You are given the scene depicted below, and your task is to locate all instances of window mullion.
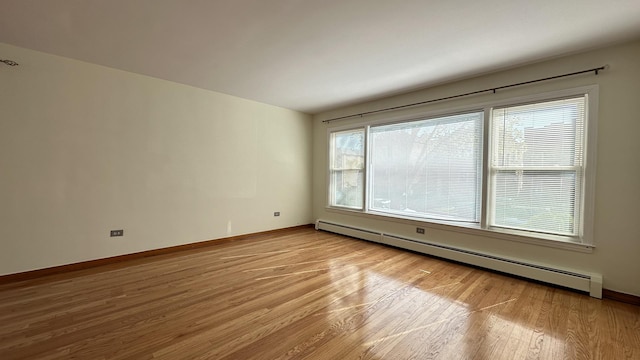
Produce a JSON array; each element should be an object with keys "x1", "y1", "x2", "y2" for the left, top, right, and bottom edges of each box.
[
  {"x1": 364, "y1": 125, "x2": 371, "y2": 212},
  {"x1": 481, "y1": 107, "x2": 491, "y2": 230}
]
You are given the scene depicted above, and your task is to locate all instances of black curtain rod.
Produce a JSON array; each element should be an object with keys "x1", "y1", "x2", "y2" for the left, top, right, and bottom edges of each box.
[{"x1": 322, "y1": 65, "x2": 607, "y2": 123}]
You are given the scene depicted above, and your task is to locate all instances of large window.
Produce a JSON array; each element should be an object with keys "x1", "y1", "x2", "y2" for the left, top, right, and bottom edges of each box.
[
  {"x1": 328, "y1": 88, "x2": 596, "y2": 246},
  {"x1": 369, "y1": 112, "x2": 483, "y2": 222}
]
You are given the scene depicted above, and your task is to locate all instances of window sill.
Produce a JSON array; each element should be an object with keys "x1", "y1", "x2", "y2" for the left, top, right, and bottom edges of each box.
[{"x1": 325, "y1": 206, "x2": 594, "y2": 253}]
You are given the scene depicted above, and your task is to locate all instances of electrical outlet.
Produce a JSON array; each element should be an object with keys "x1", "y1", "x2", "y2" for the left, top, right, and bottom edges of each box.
[
  {"x1": 274, "y1": 212, "x2": 280, "y2": 217},
  {"x1": 110, "y1": 229, "x2": 124, "y2": 237},
  {"x1": 416, "y1": 227, "x2": 425, "y2": 234}
]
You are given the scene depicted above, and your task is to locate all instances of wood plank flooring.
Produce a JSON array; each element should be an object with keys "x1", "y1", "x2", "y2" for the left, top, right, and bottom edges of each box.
[{"x1": 0, "y1": 228, "x2": 638, "y2": 359}]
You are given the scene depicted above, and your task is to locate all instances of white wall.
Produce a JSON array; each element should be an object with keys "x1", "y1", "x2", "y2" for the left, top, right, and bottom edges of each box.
[
  {"x1": 313, "y1": 40, "x2": 640, "y2": 296},
  {"x1": 0, "y1": 43, "x2": 313, "y2": 276}
]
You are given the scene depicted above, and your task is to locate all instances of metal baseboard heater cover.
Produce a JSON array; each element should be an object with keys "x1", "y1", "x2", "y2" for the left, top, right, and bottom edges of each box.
[{"x1": 315, "y1": 220, "x2": 602, "y2": 298}]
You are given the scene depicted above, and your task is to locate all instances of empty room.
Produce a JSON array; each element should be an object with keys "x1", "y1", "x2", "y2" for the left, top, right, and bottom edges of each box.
[{"x1": 1, "y1": 1, "x2": 639, "y2": 359}]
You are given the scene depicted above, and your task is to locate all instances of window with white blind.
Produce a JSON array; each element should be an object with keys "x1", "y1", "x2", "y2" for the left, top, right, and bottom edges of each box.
[
  {"x1": 329, "y1": 128, "x2": 365, "y2": 209},
  {"x1": 489, "y1": 96, "x2": 586, "y2": 237},
  {"x1": 369, "y1": 112, "x2": 483, "y2": 222},
  {"x1": 327, "y1": 87, "x2": 596, "y2": 247}
]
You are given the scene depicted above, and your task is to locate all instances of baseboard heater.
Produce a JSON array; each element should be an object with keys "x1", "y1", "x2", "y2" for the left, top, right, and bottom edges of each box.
[{"x1": 315, "y1": 220, "x2": 602, "y2": 298}]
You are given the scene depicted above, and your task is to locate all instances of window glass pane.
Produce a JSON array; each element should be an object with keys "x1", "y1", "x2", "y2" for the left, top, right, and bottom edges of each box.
[
  {"x1": 492, "y1": 97, "x2": 585, "y2": 167},
  {"x1": 329, "y1": 129, "x2": 364, "y2": 209},
  {"x1": 369, "y1": 112, "x2": 483, "y2": 222},
  {"x1": 493, "y1": 170, "x2": 576, "y2": 235}
]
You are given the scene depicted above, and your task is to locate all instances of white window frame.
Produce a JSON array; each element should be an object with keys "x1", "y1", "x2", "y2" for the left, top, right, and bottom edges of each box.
[{"x1": 326, "y1": 85, "x2": 598, "y2": 252}]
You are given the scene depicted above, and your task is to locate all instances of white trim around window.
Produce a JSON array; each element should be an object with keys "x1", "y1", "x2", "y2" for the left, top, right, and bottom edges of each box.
[{"x1": 326, "y1": 85, "x2": 598, "y2": 252}]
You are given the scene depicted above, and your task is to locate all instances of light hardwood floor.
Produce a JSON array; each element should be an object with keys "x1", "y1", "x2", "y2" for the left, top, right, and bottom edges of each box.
[{"x1": 1, "y1": 227, "x2": 638, "y2": 359}]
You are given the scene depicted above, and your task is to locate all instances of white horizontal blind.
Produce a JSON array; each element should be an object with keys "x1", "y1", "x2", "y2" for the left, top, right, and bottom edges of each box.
[
  {"x1": 329, "y1": 129, "x2": 365, "y2": 209},
  {"x1": 490, "y1": 96, "x2": 586, "y2": 236},
  {"x1": 369, "y1": 112, "x2": 483, "y2": 222}
]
